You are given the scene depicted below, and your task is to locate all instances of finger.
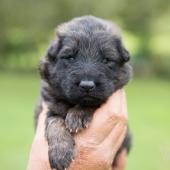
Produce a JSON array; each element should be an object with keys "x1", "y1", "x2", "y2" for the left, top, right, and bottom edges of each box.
[
  {"x1": 35, "y1": 101, "x2": 48, "y2": 139},
  {"x1": 27, "y1": 138, "x2": 51, "y2": 170},
  {"x1": 112, "y1": 149, "x2": 127, "y2": 170},
  {"x1": 83, "y1": 90, "x2": 127, "y2": 143},
  {"x1": 101, "y1": 122, "x2": 127, "y2": 159},
  {"x1": 120, "y1": 90, "x2": 128, "y2": 118},
  {"x1": 96, "y1": 89, "x2": 123, "y2": 116},
  {"x1": 116, "y1": 149, "x2": 127, "y2": 170}
]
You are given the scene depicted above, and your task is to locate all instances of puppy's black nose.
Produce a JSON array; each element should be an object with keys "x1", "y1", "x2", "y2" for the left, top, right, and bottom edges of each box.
[{"x1": 79, "y1": 80, "x2": 95, "y2": 91}]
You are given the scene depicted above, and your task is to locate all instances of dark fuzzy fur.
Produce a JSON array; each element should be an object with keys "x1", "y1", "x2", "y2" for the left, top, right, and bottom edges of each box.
[{"x1": 36, "y1": 16, "x2": 132, "y2": 170}]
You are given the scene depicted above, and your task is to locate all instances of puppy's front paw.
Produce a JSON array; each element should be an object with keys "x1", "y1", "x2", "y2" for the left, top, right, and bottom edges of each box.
[
  {"x1": 65, "y1": 109, "x2": 84, "y2": 133},
  {"x1": 65, "y1": 105, "x2": 94, "y2": 133},
  {"x1": 48, "y1": 140, "x2": 75, "y2": 170}
]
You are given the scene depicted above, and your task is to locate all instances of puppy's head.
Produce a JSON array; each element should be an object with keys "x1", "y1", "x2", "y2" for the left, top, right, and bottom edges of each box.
[{"x1": 40, "y1": 16, "x2": 132, "y2": 106}]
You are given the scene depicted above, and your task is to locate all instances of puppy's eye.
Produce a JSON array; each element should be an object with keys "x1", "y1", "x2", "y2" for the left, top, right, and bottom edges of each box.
[
  {"x1": 67, "y1": 55, "x2": 75, "y2": 61},
  {"x1": 103, "y1": 58, "x2": 117, "y2": 69},
  {"x1": 103, "y1": 58, "x2": 109, "y2": 64},
  {"x1": 61, "y1": 55, "x2": 75, "y2": 61},
  {"x1": 103, "y1": 58, "x2": 114, "y2": 64}
]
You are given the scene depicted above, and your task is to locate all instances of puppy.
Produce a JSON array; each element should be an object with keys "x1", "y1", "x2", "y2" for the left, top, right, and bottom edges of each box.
[{"x1": 36, "y1": 16, "x2": 132, "y2": 170}]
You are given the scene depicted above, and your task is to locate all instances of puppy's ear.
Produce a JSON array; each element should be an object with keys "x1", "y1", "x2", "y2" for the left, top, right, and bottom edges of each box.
[
  {"x1": 39, "y1": 34, "x2": 64, "y2": 81},
  {"x1": 115, "y1": 37, "x2": 130, "y2": 63},
  {"x1": 39, "y1": 58, "x2": 50, "y2": 81},
  {"x1": 47, "y1": 34, "x2": 64, "y2": 62}
]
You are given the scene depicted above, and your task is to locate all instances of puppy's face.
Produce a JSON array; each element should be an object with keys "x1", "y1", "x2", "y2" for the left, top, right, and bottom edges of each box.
[{"x1": 40, "y1": 31, "x2": 132, "y2": 106}]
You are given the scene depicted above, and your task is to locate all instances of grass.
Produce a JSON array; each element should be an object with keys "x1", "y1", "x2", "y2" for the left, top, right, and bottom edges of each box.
[{"x1": 0, "y1": 72, "x2": 170, "y2": 170}]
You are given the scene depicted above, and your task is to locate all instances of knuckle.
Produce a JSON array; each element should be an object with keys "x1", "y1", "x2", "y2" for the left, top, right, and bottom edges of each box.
[
  {"x1": 100, "y1": 159, "x2": 110, "y2": 167},
  {"x1": 108, "y1": 113, "x2": 128, "y2": 125},
  {"x1": 97, "y1": 155, "x2": 112, "y2": 168}
]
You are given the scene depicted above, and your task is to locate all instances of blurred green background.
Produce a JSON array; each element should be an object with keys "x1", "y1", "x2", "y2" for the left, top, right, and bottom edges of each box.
[{"x1": 0, "y1": 0, "x2": 170, "y2": 170}]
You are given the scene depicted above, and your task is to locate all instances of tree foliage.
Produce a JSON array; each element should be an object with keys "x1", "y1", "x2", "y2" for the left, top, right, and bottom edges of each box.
[{"x1": 0, "y1": 0, "x2": 170, "y2": 74}]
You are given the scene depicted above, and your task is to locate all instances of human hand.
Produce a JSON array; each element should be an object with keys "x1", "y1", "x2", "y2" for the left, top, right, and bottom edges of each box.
[{"x1": 27, "y1": 89, "x2": 128, "y2": 170}]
